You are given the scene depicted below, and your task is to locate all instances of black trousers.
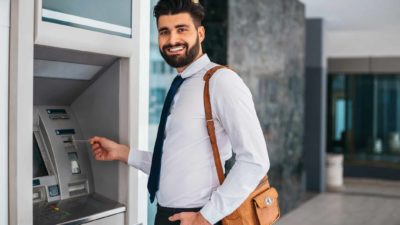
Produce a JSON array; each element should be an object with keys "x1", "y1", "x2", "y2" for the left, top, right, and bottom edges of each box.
[{"x1": 155, "y1": 204, "x2": 222, "y2": 225}]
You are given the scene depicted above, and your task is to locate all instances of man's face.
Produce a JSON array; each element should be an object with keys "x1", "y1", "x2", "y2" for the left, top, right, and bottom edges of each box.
[{"x1": 157, "y1": 13, "x2": 205, "y2": 69}]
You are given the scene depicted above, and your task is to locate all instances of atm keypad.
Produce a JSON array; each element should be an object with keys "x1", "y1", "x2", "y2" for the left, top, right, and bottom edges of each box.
[{"x1": 48, "y1": 185, "x2": 60, "y2": 197}]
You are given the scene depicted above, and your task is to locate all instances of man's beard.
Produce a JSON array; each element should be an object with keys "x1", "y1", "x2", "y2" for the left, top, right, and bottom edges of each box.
[{"x1": 159, "y1": 36, "x2": 200, "y2": 68}]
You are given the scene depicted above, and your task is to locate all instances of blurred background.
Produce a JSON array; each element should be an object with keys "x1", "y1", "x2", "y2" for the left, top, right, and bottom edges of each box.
[{"x1": 148, "y1": 0, "x2": 400, "y2": 224}]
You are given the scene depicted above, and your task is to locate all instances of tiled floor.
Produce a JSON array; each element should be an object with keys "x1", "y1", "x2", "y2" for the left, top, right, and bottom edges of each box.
[{"x1": 276, "y1": 178, "x2": 400, "y2": 225}]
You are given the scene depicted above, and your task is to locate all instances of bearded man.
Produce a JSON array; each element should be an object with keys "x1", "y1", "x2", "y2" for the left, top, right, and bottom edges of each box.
[{"x1": 90, "y1": 0, "x2": 270, "y2": 224}]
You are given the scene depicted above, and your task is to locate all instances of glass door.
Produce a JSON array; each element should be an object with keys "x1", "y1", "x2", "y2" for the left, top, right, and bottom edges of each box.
[{"x1": 328, "y1": 73, "x2": 400, "y2": 166}]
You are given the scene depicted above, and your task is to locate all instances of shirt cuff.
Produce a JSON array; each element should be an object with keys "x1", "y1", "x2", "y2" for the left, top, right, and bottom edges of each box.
[
  {"x1": 127, "y1": 147, "x2": 137, "y2": 167},
  {"x1": 200, "y1": 202, "x2": 226, "y2": 225},
  {"x1": 128, "y1": 148, "x2": 148, "y2": 173}
]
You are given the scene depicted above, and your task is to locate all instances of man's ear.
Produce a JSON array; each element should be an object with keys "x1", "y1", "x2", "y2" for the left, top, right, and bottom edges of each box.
[{"x1": 198, "y1": 26, "x2": 205, "y2": 43}]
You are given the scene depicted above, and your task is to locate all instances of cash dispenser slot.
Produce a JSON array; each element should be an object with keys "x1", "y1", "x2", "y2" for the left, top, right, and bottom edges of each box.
[
  {"x1": 33, "y1": 186, "x2": 46, "y2": 203},
  {"x1": 68, "y1": 181, "x2": 87, "y2": 196}
]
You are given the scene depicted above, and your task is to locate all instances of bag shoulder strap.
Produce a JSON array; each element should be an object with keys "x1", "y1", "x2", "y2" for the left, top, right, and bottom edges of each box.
[
  {"x1": 203, "y1": 65, "x2": 270, "y2": 188},
  {"x1": 203, "y1": 65, "x2": 229, "y2": 185}
]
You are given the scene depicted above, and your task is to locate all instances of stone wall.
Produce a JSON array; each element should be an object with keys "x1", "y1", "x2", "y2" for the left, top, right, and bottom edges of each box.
[{"x1": 228, "y1": 0, "x2": 306, "y2": 214}]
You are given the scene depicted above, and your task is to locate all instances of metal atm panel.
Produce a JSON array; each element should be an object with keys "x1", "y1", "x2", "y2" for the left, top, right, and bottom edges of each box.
[
  {"x1": 33, "y1": 106, "x2": 125, "y2": 225},
  {"x1": 35, "y1": 106, "x2": 94, "y2": 199}
]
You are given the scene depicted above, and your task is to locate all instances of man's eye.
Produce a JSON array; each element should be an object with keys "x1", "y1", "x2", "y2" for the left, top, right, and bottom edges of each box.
[
  {"x1": 178, "y1": 28, "x2": 186, "y2": 33},
  {"x1": 159, "y1": 30, "x2": 168, "y2": 35}
]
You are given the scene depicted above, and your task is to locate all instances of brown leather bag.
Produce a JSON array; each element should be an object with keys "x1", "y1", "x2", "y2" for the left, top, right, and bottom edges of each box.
[{"x1": 203, "y1": 65, "x2": 280, "y2": 225}]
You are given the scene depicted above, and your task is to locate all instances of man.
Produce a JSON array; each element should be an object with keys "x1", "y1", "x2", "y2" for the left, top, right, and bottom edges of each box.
[{"x1": 90, "y1": 0, "x2": 270, "y2": 224}]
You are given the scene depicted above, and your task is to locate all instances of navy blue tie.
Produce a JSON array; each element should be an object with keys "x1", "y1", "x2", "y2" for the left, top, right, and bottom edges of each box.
[{"x1": 148, "y1": 75, "x2": 185, "y2": 203}]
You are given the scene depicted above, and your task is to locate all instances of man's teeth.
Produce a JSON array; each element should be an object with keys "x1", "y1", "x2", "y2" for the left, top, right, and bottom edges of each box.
[{"x1": 169, "y1": 46, "x2": 184, "y2": 52}]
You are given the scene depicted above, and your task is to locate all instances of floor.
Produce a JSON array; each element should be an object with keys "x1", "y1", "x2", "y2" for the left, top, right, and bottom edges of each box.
[{"x1": 276, "y1": 178, "x2": 400, "y2": 225}]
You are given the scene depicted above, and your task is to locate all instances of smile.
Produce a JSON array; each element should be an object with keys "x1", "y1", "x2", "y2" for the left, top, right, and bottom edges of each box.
[{"x1": 166, "y1": 45, "x2": 186, "y2": 55}]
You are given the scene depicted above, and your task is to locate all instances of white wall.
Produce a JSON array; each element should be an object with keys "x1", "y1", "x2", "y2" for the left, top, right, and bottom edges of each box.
[
  {"x1": 326, "y1": 29, "x2": 400, "y2": 57},
  {"x1": 9, "y1": 0, "x2": 35, "y2": 224},
  {"x1": 128, "y1": 0, "x2": 150, "y2": 224},
  {"x1": 0, "y1": 0, "x2": 10, "y2": 224},
  {"x1": 301, "y1": 0, "x2": 400, "y2": 58}
]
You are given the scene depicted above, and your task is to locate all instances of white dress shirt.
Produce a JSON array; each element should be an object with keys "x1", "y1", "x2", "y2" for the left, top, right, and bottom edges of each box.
[{"x1": 128, "y1": 54, "x2": 270, "y2": 224}]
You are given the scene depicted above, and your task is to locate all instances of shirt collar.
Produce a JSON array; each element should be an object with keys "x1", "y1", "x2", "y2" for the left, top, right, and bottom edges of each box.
[{"x1": 179, "y1": 54, "x2": 211, "y2": 79}]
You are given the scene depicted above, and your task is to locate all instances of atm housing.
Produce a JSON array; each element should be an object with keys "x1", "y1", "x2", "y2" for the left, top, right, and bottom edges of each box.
[{"x1": 32, "y1": 45, "x2": 126, "y2": 225}]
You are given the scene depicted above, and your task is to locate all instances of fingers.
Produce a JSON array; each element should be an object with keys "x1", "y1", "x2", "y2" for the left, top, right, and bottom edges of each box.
[
  {"x1": 93, "y1": 148, "x2": 103, "y2": 156},
  {"x1": 90, "y1": 136, "x2": 117, "y2": 149},
  {"x1": 94, "y1": 152, "x2": 105, "y2": 160},
  {"x1": 169, "y1": 212, "x2": 199, "y2": 225},
  {"x1": 89, "y1": 136, "x2": 120, "y2": 161},
  {"x1": 169, "y1": 213, "x2": 182, "y2": 222},
  {"x1": 90, "y1": 136, "x2": 103, "y2": 145},
  {"x1": 90, "y1": 137, "x2": 106, "y2": 152},
  {"x1": 91, "y1": 143, "x2": 102, "y2": 156},
  {"x1": 91, "y1": 143, "x2": 100, "y2": 150},
  {"x1": 90, "y1": 136, "x2": 106, "y2": 160}
]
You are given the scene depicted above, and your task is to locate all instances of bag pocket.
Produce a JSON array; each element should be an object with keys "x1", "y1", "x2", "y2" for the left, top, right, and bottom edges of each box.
[{"x1": 253, "y1": 187, "x2": 280, "y2": 225}]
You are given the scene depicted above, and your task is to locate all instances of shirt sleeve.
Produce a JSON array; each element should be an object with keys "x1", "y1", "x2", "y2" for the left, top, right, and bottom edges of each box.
[
  {"x1": 200, "y1": 69, "x2": 270, "y2": 224},
  {"x1": 127, "y1": 148, "x2": 153, "y2": 175}
]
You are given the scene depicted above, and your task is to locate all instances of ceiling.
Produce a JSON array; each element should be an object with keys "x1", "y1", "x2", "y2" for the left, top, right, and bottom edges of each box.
[{"x1": 299, "y1": 0, "x2": 400, "y2": 31}]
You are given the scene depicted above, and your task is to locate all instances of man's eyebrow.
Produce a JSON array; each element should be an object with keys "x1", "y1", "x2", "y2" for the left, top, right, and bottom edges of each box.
[
  {"x1": 175, "y1": 24, "x2": 190, "y2": 29},
  {"x1": 158, "y1": 24, "x2": 190, "y2": 32},
  {"x1": 158, "y1": 27, "x2": 169, "y2": 32}
]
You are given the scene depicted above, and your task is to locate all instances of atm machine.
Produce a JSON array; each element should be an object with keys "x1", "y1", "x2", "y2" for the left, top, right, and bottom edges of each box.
[
  {"x1": 29, "y1": 36, "x2": 144, "y2": 225},
  {"x1": 32, "y1": 105, "x2": 125, "y2": 224},
  {"x1": 8, "y1": 0, "x2": 150, "y2": 224},
  {"x1": 31, "y1": 44, "x2": 129, "y2": 225}
]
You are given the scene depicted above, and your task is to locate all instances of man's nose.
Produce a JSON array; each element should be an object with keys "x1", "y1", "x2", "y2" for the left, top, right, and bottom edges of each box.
[{"x1": 168, "y1": 31, "x2": 180, "y2": 45}]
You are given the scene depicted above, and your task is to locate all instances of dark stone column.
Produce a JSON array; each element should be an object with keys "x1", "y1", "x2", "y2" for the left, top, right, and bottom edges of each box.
[
  {"x1": 228, "y1": 0, "x2": 306, "y2": 214},
  {"x1": 304, "y1": 19, "x2": 326, "y2": 192}
]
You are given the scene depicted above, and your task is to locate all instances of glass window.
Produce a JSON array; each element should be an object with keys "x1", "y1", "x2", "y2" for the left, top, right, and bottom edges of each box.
[
  {"x1": 328, "y1": 73, "x2": 400, "y2": 166},
  {"x1": 147, "y1": 0, "x2": 176, "y2": 224},
  {"x1": 335, "y1": 99, "x2": 346, "y2": 141},
  {"x1": 42, "y1": 0, "x2": 132, "y2": 37}
]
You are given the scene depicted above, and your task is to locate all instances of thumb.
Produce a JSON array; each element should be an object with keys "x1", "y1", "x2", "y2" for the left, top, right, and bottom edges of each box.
[
  {"x1": 90, "y1": 136, "x2": 102, "y2": 145},
  {"x1": 169, "y1": 213, "x2": 182, "y2": 222}
]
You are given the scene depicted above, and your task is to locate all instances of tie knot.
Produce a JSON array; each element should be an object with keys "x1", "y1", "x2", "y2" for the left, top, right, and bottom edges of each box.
[
  {"x1": 172, "y1": 75, "x2": 185, "y2": 88},
  {"x1": 174, "y1": 75, "x2": 184, "y2": 81}
]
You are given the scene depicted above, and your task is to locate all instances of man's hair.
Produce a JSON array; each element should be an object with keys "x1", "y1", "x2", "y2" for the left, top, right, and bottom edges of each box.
[{"x1": 154, "y1": 0, "x2": 205, "y2": 27}]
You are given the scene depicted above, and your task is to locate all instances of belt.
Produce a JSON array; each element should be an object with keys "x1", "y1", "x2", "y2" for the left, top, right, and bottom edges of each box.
[{"x1": 157, "y1": 204, "x2": 202, "y2": 214}]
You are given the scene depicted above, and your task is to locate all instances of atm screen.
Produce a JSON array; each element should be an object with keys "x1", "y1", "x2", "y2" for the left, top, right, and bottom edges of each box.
[{"x1": 33, "y1": 134, "x2": 49, "y2": 178}]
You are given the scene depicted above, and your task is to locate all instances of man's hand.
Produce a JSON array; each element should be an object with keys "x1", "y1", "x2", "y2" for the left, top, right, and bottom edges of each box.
[
  {"x1": 169, "y1": 212, "x2": 211, "y2": 225},
  {"x1": 90, "y1": 136, "x2": 130, "y2": 163}
]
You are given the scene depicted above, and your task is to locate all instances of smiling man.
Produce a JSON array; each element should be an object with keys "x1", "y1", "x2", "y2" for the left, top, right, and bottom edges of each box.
[
  {"x1": 158, "y1": 12, "x2": 203, "y2": 72},
  {"x1": 90, "y1": 0, "x2": 270, "y2": 225}
]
